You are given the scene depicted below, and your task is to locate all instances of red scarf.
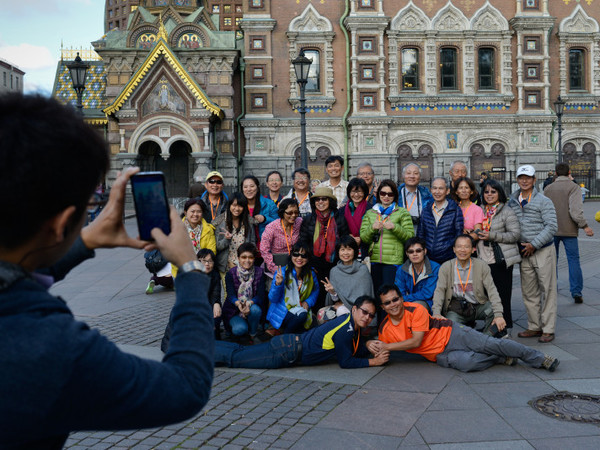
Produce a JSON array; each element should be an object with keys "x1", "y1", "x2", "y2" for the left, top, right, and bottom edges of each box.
[
  {"x1": 313, "y1": 210, "x2": 337, "y2": 262},
  {"x1": 344, "y1": 201, "x2": 367, "y2": 236}
]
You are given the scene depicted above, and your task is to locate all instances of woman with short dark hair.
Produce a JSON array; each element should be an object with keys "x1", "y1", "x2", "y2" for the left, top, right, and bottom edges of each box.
[
  {"x1": 342, "y1": 178, "x2": 370, "y2": 261},
  {"x1": 260, "y1": 198, "x2": 302, "y2": 275}
]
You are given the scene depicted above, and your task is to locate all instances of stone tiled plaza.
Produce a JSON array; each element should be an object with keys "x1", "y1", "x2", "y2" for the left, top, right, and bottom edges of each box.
[{"x1": 54, "y1": 201, "x2": 600, "y2": 449}]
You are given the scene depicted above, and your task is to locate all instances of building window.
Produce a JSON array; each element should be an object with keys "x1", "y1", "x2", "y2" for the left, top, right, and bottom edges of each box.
[
  {"x1": 478, "y1": 47, "x2": 495, "y2": 90},
  {"x1": 440, "y1": 47, "x2": 458, "y2": 90},
  {"x1": 15, "y1": 77, "x2": 18, "y2": 90},
  {"x1": 401, "y1": 48, "x2": 419, "y2": 90},
  {"x1": 524, "y1": 36, "x2": 540, "y2": 54},
  {"x1": 360, "y1": 92, "x2": 376, "y2": 109},
  {"x1": 359, "y1": 64, "x2": 376, "y2": 82},
  {"x1": 212, "y1": 5, "x2": 220, "y2": 13},
  {"x1": 3, "y1": 72, "x2": 6, "y2": 86},
  {"x1": 358, "y1": 36, "x2": 376, "y2": 54},
  {"x1": 525, "y1": 91, "x2": 541, "y2": 108},
  {"x1": 569, "y1": 48, "x2": 585, "y2": 91},
  {"x1": 251, "y1": 65, "x2": 265, "y2": 80},
  {"x1": 525, "y1": 63, "x2": 541, "y2": 81},
  {"x1": 303, "y1": 49, "x2": 320, "y2": 93},
  {"x1": 224, "y1": 17, "x2": 232, "y2": 26},
  {"x1": 10, "y1": 74, "x2": 13, "y2": 89},
  {"x1": 224, "y1": 5, "x2": 231, "y2": 13},
  {"x1": 251, "y1": 94, "x2": 266, "y2": 109},
  {"x1": 524, "y1": 0, "x2": 539, "y2": 9}
]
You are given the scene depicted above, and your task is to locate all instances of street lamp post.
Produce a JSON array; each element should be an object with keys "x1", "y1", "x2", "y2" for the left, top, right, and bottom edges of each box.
[
  {"x1": 292, "y1": 50, "x2": 312, "y2": 169},
  {"x1": 67, "y1": 52, "x2": 89, "y2": 116},
  {"x1": 554, "y1": 95, "x2": 565, "y2": 164}
]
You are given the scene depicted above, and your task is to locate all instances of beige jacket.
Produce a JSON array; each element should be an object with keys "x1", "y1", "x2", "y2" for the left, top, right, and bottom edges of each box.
[
  {"x1": 544, "y1": 176, "x2": 588, "y2": 237},
  {"x1": 432, "y1": 257, "x2": 504, "y2": 318}
]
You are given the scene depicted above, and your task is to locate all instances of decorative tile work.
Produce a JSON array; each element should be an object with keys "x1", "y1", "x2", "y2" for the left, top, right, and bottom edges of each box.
[
  {"x1": 566, "y1": 103, "x2": 598, "y2": 110},
  {"x1": 293, "y1": 106, "x2": 332, "y2": 113},
  {"x1": 392, "y1": 103, "x2": 507, "y2": 112},
  {"x1": 54, "y1": 62, "x2": 107, "y2": 110}
]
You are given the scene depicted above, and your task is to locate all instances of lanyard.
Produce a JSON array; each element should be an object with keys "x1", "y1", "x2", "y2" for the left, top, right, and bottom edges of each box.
[
  {"x1": 519, "y1": 192, "x2": 532, "y2": 208},
  {"x1": 461, "y1": 202, "x2": 472, "y2": 216},
  {"x1": 297, "y1": 191, "x2": 309, "y2": 206},
  {"x1": 455, "y1": 259, "x2": 472, "y2": 294},
  {"x1": 281, "y1": 219, "x2": 293, "y2": 254},
  {"x1": 403, "y1": 188, "x2": 420, "y2": 215},
  {"x1": 210, "y1": 196, "x2": 220, "y2": 221},
  {"x1": 411, "y1": 265, "x2": 423, "y2": 288},
  {"x1": 352, "y1": 328, "x2": 360, "y2": 356},
  {"x1": 433, "y1": 203, "x2": 444, "y2": 217}
]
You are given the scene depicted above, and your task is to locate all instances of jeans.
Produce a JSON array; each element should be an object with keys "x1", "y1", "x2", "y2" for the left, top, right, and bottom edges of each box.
[
  {"x1": 436, "y1": 323, "x2": 545, "y2": 372},
  {"x1": 229, "y1": 304, "x2": 262, "y2": 336},
  {"x1": 280, "y1": 310, "x2": 308, "y2": 334},
  {"x1": 214, "y1": 334, "x2": 303, "y2": 369},
  {"x1": 554, "y1": 236, "x2": 583, "y2": 297}
]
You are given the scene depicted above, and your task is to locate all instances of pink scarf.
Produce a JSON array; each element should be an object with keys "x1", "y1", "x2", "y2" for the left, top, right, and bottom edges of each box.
[{"x1": 344, "y1": 201, "x2": 367, "y2": 236}]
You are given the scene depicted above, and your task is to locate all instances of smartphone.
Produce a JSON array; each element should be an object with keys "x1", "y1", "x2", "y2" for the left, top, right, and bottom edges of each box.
[{"x1": 131, "y1": 172, "x2": 171, "y2": 241}]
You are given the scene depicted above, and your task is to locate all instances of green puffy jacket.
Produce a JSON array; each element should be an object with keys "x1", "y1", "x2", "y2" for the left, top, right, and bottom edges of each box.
[{"x1": 360, "y1": 206, "x2": 414, "y2": 265}]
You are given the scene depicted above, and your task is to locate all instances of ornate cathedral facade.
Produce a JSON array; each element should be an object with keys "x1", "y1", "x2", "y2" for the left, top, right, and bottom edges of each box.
[{"x1": 54, "y1": 0, "x2": 600, "y2": 194}]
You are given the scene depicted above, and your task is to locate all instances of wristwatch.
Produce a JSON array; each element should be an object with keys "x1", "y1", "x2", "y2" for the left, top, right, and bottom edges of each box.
[{"x1": 179, "y1": 260, "x2": 207, "y2": 274}]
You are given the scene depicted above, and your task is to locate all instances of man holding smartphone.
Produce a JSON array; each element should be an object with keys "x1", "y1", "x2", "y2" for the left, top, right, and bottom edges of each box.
[{"x1": 0, "y1": 94, "x2": 214, "y2": 448}]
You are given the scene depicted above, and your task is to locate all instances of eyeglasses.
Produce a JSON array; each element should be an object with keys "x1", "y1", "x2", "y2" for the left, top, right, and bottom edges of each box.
[
  {"x1": 294, "y1": 177, "x2": 309, "y2": 182},
  {"x1": 358, "y1": 171, "x2": 374, "y2": 177},
  {"x1": 406, "y1": 248, "x2": 424, "y2": 254},
  {"x1": 314, "y1": 197, "x2": 329, "y2": 202},
  {"x1": 291, "y1": 251, "x2": 309, "y2": 259},
  {"x1": 381, "y1": 296, "x2": 402, "y2": 307},
  {"x1": 284, "y1": 210, "x2": 299, "y2": 216},
  {"x1": 207, "y1": 179, "x2": 223, "y2": 185},
  {"x1": 379, "y1": 191, "x2": 394, "y2": 198},
  {"x1": 358, "y1": 306, "x2": 376, "y2": 319},
  {"x1": 200, "y1": 258, "x2": 214, "y2": 265}
]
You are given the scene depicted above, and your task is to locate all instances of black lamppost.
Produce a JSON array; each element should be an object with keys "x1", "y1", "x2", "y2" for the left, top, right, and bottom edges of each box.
[
  {"x1": 554, "y1": 95, "x2": 565, "y2": 164},
  {"x1": 67, "y1": 52, "x2": 89, "y2": 116},
  {"x1": 292, "y1": 49, "x2": 312, "y2": 169}
]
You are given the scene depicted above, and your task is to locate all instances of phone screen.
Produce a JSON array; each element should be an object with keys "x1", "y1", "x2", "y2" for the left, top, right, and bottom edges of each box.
[{"x1": 131, "y1": 172, "x2": 171, "y2": 241}]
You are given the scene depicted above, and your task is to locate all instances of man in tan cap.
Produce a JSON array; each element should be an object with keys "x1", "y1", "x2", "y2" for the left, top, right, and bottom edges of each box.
[{"x1": 201, "y1": 171, "x2": 228, "y2": 224}]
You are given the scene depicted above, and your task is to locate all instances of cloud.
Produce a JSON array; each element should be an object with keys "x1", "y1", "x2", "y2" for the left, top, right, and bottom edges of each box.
[{"x1": 0, "y1": 43, "x2": 55, "y2": 70}]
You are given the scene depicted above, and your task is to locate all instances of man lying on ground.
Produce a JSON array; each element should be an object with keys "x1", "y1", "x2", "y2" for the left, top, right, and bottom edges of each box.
[
  {"x1": 368, "y1": 284, "x2": 559, "y2": 373},
  {"x1": 214, "y1": 296, "x2": 389, "y2": 369}
]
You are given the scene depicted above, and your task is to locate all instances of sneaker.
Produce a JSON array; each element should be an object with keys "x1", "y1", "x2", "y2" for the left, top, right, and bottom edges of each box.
[
  {"x1": 538, "y1": 333, "x2": 555, "y2": 343},
  {"x1": 541, "y1": 355, "x2": 560, "y2": 372},
  {"x1": 502, "y1": 328, "x2": 512, "y2": 339},
  {"x1": 574, "y1": 296, "x2": 583, "y2": 304},
  {"x1": 145, "y1": 279, "x2": 155, "y2": 295},
  {"x1": 503, "y1": 357, "x2": 518, "y2": 366}
]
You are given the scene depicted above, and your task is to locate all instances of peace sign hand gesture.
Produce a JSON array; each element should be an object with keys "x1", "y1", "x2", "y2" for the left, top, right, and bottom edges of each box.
[
  {"x1": 274, "y1": 266, "x2": 284, "y2": 286},
  {"x1": 321, "y1": 277, "x2": 335, "y2": 295}
]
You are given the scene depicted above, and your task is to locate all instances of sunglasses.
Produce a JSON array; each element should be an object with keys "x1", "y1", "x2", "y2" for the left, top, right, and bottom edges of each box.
[
  {"x1": 379, "y1": 191, "x2": 394, "y2": 198},
  {"x1": 291, "y1": 251, "x2": 309, "y2": 259},
  {"x1": 207, "y1": 179, "x2": 223, "y2": 185},
  {"x1": 284, "y1": 210, "x2": 300, "y2": 216},
  {"x1": 381, "y1": 296, "x2": 402, "y2": 307},
  {"x1": 314, "y1": 197, "x2": 329, "y2": 202},
  {"x1": 358, "y1": 306, "x2": 376, "y2": 319},
  {"x1": 406, "y1": 248, "x2": 424, "y2": 254}
]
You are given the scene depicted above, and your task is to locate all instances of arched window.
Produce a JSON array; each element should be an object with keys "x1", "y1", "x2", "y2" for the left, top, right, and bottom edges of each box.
[
  {"x1": 401, "y1": 48, "x2": 419, "y2": 90},
  {"x1": 303, "y1": 49, "x2": 321, "y2": 93},
  {"x1": 440, "y1": 48, "x2": 457, "y2": 90},
  {"x1": 478, "y1": 48, "x2": 495, "y2": 90},
  {"x1": 569, "y1": 48, "x2": 585, "y2": 91}
]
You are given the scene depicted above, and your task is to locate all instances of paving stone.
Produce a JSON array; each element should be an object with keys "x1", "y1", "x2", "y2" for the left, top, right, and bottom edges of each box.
[
  {"x1": 527, "y1": 436, "x2": 600, "y2": 449},
  {"x1": 291, "y1": 427, "x2": 400, "y2": 449},
  {"x1": 427, "y1": 377, "x2": 492, "y2": 410},
  {"x1": 429, "y1": 441, "x2": 534, "y2": 450},
  {"x1": 232, "y1": 436, "x2": 256, "y2": 446},
  {"x1": 470, "y1": 381, "x2": 556, "y2": 408},
  {"x1": 363, "y1": 360, "x2": 456, "y2": 394}
]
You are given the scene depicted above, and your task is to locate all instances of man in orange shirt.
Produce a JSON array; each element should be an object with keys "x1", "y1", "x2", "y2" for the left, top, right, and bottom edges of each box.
[{"x1": 367, "y1": 285, "x2": 560, "y2": 373}]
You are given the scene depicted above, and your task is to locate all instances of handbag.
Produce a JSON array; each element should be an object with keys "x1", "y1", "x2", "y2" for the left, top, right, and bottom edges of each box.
[
  {"x1": 491, "y1": 241, "x2": 505, "y2": 264},
  {"x1": 144, "y1": 249, "x2": 168, "y2": 274},
  {"x1": 448, "y1": 295, "x2": 476, "y2": 318}
]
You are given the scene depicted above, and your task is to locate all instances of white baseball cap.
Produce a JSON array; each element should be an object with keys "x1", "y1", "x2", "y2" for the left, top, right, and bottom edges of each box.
[{"x1": 516, "y1": 165, "x2": 535, "y2": 177}]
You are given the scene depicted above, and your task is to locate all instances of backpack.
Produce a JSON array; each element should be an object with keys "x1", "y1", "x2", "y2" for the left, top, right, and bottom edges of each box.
[{"x1": 144, "y1": 249, "x2": 168, "y2": 274}]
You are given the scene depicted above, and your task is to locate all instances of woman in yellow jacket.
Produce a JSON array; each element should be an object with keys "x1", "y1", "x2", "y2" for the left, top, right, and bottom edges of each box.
[{"x1": 172, "y1": 198, "x2": 217, "y2": 277}]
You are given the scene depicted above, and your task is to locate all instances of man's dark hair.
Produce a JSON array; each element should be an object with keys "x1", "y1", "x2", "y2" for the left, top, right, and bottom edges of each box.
[
  {"x1": 346, "y1": 177, "x2": 369, "y2": 199},
  {"x1": 404, "y1": 236, "x2": 427, "y2": 255},
  {"x1": 555, "y1": 163, "x2": 570, "y2": 177},
  {"x1": 454, "y1": 234, "x2": 474, "y2": 248},
  {"x1": 325, "y1": 155, "x2": 344, "y2": 167},
  {"x1": 0, "y1": 93, "x2": 109, "y2": 249},
  {"x1": 292, "y1": 167, "x2": 311, "y2": 181},
  {"x1": 196, "y1": 248, "x2": 216, "y2": 261},
  {"x1": 266, "y1": 170, "x2": 283, "y2": 183},
  {"x1": 237, "y1": 242, "x2": 257, "y2": 257},
  {"x1": 480, "y1": 179, "x2": 508, "y2": 204},
  {"x1": 354, "y1": 295, "x2": 376, "y2": 309},
  {"x1": 377, "y1": 284, "x2": 401, "y2": 298},
  {"x1": 277, "y1": 198, "x2": 299, "y2": 219}
]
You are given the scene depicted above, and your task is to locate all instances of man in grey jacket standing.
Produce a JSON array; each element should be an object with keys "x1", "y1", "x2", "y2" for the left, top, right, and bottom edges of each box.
[
  {"x1": 508, "y1": 165, "x2": 558, "y2": 343},
  {"x1": 544, "y1": 163, "x2": 594, "y2": 304}
]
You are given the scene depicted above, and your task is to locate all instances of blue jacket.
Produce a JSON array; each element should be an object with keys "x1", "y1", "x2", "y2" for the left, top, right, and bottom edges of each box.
[
  {"x1": 397, "y1": 184, "x2": 434, "y2": 214},
  {"x1": 417, "y1": 198, "x2": 464, "y2": 264},
  {"x1": 0, "y1": 238, "x2": 214, "y2": 448},
  {"x1": 267, "y1": 266, "x2": 319, "y2": 330},
  {"x1": 253, "y1": 196, "x2": 279, "y2": 238},
  {"x1": 394, "y1": 256, "x2": 440, "y2": 308}
]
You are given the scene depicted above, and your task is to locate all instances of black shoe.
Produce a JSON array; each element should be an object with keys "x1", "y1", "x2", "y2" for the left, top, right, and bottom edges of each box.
[{"x1": 574, "y1": 296, "x2": 583, "y2": 304}]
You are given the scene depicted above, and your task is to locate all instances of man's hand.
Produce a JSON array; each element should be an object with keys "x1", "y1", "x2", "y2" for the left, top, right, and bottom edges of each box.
[
  {"x1": 367, "y1": 339, "x2": 386, "y2": 355},
  {"x1": 491, "y1": 316, "x2": 506, "y2": 332},
  {"x1": 584, "y1": 226, "x2": 594, "y2": 237},
  {"x1": 432, "y1": 314, "x2": 445, "y2": 320},
  {"x1": 369, "y1": 350, "x2": 389, "y2": 366},
  {"x1": 521, "y1": 242, "x2": 536, "y2": 257},
  {"x1": 151, "y1": 206, "x2": 197, "y2": 267},
  {"x1": 81, "y1": 167, "x2": 148, "y2": 250}
]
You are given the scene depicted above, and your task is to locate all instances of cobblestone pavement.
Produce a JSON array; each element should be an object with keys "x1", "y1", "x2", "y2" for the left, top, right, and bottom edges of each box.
[{"x1": 53, "y1": 203, "x2": 600, "y2": 449}]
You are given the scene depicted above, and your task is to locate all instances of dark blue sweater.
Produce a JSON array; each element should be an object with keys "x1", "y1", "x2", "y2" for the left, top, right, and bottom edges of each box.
[
  {"x1": 0, "y1": 239, "x2": 214, "y2": 448},
  {"x1": 417, "y1": 198, "x2": 464, "y2": 264}
]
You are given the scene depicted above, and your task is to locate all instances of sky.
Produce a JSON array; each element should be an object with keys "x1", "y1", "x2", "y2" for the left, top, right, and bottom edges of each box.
[{"x1": 0, "y1": 0, "x2": 106, "y2": 95}]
